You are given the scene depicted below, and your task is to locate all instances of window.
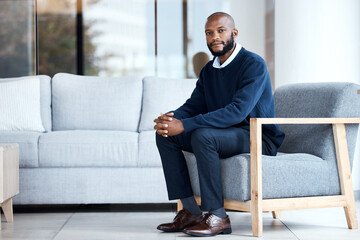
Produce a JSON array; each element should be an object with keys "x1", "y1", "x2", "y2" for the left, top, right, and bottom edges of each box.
[
  {"x1": 0, "y1": 0, "x2": 36, "y2": 78},
  {"x1": 0, "y1": 0, "x2": 273, "y2": 80},
  {"x1": 37, "y1": 0, "x2": 77, "y2": 76}
]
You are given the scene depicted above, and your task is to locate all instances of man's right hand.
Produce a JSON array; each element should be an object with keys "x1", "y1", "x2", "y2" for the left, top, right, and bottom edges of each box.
[{"x1": 154, "y1": 112, "x2": 174, "y2": 137}]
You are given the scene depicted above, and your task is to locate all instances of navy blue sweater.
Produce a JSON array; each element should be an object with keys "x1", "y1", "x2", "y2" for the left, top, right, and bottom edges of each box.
[{"x1": 173, "y1": 47, "x2": 285, "y2": 149}]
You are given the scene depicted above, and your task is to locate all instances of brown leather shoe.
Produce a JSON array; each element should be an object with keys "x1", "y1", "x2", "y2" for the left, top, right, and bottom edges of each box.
[
  {"x1": 183, "y1": 213, "x2": 232, "y2": 237},
  {"x1": 157, "y1": 209, "x2": 203, "y2": 232}
]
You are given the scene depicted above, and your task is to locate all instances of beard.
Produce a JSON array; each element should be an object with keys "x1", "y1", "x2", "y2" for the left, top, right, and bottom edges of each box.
[{"x1": 207, "y1": 33, "x2": 235, "y2": 57}]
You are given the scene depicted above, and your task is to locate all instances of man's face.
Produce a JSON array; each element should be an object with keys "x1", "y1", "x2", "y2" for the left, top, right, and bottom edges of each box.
[{"x1": 205, "y1": 16, "x2": 237, "y2": 57}]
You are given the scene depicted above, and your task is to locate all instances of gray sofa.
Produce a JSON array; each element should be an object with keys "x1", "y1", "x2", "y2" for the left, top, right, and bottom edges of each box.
[
  {"x1": 0, "y1": 73, "x2": 197, "y2": 205},
  {"x1": 0, "y1": 74, "x2": 359, "y2": 206}
]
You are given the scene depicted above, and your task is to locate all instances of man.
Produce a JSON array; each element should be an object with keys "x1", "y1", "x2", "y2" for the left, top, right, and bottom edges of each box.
[{"x1": 154, "y1": 12, "x2": 285, "y2": 237}]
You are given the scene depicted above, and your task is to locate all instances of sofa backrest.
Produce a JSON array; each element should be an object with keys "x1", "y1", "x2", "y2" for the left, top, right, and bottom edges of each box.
[
  {"x1": 52, "y1": 73, "x2": 142, "y2": 132},
  {"x1": 274, "y1": 82, "x2": 360, "y2": 167},
  {"x1": 0, "y1": 75, "x2": 52, "y2": 132},
  {"x1": 139, "y1": 76, "x2": 197, "y2": 131}
]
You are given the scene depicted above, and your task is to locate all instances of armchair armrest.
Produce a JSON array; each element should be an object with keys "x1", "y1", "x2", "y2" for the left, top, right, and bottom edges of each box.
[
  {"x1": 253, "y1": 117, "x2": 360, "y2": 125},
  {"x1": 249, "y1": 117, "x2": 360, "y2": 236}
]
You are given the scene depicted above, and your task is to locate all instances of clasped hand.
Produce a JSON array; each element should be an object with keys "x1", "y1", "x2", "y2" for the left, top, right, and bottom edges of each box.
[{"x1": 153, "y1": 112, "x2": 184, "y2": 137}]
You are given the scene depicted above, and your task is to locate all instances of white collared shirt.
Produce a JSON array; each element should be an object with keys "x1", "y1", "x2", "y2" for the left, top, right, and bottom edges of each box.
[{"x1": 212, "y1": 43, "x2": 242, "y2": 69}]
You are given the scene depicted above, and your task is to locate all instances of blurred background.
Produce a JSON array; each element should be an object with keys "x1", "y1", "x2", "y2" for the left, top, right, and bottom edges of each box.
[
  {"x1": 1, "y1": 0, "x2": 359, "y2": 87},
  {"x1": 0, "y1": 0, "x2": 359, "y2": 193}
]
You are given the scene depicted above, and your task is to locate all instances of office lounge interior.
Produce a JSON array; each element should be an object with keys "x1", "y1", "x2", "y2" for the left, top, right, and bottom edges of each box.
[{"x1": 0, "y1": 0, "x2": 360, "y2": 239}]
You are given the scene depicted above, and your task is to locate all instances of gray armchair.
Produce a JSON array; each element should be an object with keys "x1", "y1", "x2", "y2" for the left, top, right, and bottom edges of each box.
[{"x1": 180, "y1": 82, "x2": 360, "y2": 237}]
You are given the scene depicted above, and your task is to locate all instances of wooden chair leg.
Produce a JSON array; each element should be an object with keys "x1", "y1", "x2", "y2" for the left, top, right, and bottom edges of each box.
[
  {"x1": 194, "y1": 195, "x2": 201, "y2": 206},
  {"x1": 251, "y1": 203, "x2": 263, "y2": 237},
  {"x1": 344, "y1": 205, "x2": 358, "y2": 229},
  {"x1": 1, "y1": 198, "x2": 14, "y2": 222},
  {"x1": 272, "y1": 211, "x2": 282, "y2": 219},
  {"x1": 177, "y1": 199, "x2": 183, "y2": 212},
  {"x1": 333, "y1": 123, "x2": 358, "y2": 229},
  {"x1": 250, "y1": 118, "x2": 263, "y2": 237}
]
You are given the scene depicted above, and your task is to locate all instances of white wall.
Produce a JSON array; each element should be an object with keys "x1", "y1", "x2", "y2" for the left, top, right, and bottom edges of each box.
[
  {"x1": 274, "y1": 0, "x2": 360, "y2": 191},
  {"x1": 228, "y1": 0, "x2": 266, "y2": 58}
]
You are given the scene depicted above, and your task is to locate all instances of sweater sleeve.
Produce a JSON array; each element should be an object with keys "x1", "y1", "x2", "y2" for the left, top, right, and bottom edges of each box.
[
  {"x1": 181, "y1": 59, "x2": 268, "y2": 132},
  {"x1": 171, "y1": 75, "x2": 207, "y2": 120}
]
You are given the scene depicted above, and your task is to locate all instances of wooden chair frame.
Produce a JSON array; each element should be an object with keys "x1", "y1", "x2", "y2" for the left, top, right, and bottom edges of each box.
[{"x1": 177, "y1": 118, "x2": 360, "y2": 237}]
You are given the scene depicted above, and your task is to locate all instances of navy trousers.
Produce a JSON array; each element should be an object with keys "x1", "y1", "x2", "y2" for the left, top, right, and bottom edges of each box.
[{"x1": 156, "y1": 127, "x2": 276, "y2": 211}]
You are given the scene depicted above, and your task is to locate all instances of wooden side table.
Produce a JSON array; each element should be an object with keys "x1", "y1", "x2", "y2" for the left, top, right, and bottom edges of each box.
[{"x1": 0, "y1": 143, "x2": 19, "y2": 230}]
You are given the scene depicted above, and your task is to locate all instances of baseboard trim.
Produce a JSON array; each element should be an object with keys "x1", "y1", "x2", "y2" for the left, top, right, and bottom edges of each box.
[{"x1": 355, "y1": 190, "x2": 360, "y2": 200}]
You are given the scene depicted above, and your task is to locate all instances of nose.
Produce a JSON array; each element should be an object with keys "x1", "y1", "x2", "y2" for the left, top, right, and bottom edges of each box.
[{"x1": 212, "y1": 31, "x2": 220, "y2": 41}]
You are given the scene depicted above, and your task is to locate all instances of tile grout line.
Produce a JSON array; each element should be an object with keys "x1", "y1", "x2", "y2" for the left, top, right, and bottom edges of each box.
[
  {"x1": 280, "y1": 219, "x2": 301, "y2": 240},
  {"x1": 51, "y1": 208, "x2": 78, "y2": 240}
]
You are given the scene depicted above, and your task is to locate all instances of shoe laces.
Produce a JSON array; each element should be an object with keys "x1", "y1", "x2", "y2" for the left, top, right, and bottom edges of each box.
[{"x1": 201, "y1": 213, "x2": 213, "y2": 224}]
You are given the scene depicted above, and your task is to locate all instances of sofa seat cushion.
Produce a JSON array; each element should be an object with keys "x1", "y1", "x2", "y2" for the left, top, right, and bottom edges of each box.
[
  {"x1": 138, "y1": 130, "x2": 162, "y2": 167},
  {"x1": 184, "y1": 152, "x2": 332, "y2": 202},
  {"x1": 0, "y1": 131, "x2": 41, "y2": 167},
  {"x1": 39, "y1": 131, "x2": 138, "y2": 167}
]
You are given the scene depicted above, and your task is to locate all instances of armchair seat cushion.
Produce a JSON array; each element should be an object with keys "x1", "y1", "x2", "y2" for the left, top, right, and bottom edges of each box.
[{"x1": 184, "y1": 152, "x2": 334, "y2": 202}]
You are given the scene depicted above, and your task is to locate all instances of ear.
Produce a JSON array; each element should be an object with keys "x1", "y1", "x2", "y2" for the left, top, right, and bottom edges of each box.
[{"x1": 233, "y1": 29, "x2": 238, "y2": 38}]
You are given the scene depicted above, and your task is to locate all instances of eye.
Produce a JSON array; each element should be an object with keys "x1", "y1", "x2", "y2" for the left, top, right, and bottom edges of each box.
[
  {"x1": 219, "y1": 29, "x2": 225, "y2": 33},
  {"x1": 205, "y1": 32, "x2": 211, "y2": 36}
]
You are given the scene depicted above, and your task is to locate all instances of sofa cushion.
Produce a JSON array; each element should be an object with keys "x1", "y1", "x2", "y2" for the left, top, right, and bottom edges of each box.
[
  {"x1": 138, "y1": 130, "x2": 162, "y2": 167},
  {"x1": 139, "y1": 77, "x2": 197, "y2": 131},
  {"x1": 185, "y1": 152, "x2": 330, "y2": 202},
  {"x1": 0, "y1": 78, "x2": 45, "y2": 132},
  {"x1": 39, "y1": 130, "x2": 138, "y2": 167},
  {"x1": 52, "y1": 73, "x2": 142, "y2": 131},
  {"x1": 0, "y1": 75, "x2": 52, "y2": 132},
  {"x1": 0, "y1": 131, "x2": 41, "y2": 167}
]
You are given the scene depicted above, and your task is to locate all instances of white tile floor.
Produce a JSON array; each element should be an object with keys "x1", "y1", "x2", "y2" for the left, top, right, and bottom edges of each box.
[{"x1": 0, "y1": 201, "x2": 359, "y2": 240}]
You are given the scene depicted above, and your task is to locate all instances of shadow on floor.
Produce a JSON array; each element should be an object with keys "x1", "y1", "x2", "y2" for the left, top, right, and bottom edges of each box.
[{"x1": 12, "y1": 203, "x2": 177, "y2": 213}]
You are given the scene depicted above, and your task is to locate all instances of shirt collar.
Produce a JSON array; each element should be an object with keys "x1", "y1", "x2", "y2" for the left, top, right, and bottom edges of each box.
[{"x1": 212, "y1": 43, "x2": 242, "y2": 69}]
